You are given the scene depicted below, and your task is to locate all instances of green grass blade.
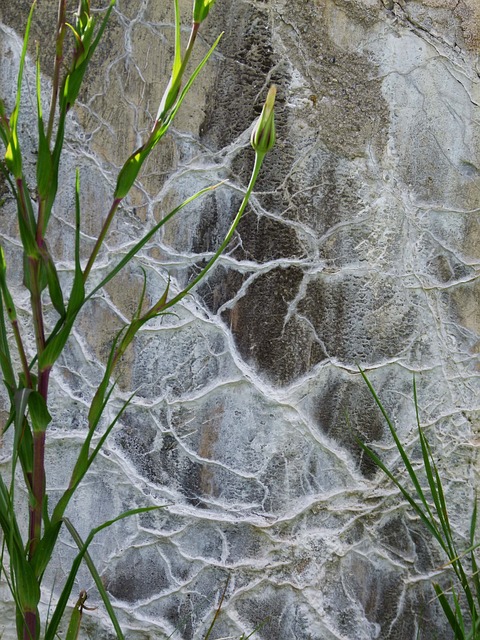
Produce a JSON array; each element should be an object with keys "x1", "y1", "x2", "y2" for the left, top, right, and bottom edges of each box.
[
  {"x1": 113, "y1": 34, "x2": 222, "y2": 200},
  {"x1": 87, "y1": 182, "x2": 221, "y2": 300},
  {"x1": 158, "y1": 32, "x2": 222, "y2": 135},
  {"x1": 359, "y1": 369, "x2": 438, "y2": 526},
  {"x1": 51, "y1": 387, "x2": 133, "y2": 530},
  {"x1": 356, "y1": 436, "x2": 444, "y2": 546},
  {"x1": 154, "y1": 0, "x2": 182, "y2": 122},
  {"x1": 35, "y1": 50, "x2": 53, "y2": 201},
  {"x1": 68, "y1": 170, "x2": 85, "y2": 314},
  {"x1": 0, "y1": 98, "x2": 10, "y2": 147},
  {"x1": 452, "y1": 586, "x2": 466, "y2": 637},
  {"x1": 38, "y1": 315, "x2": 76, "y2": 371},
  {"x1": 13, "y1": 389, "x2": 32, "y2": 479},
  {"x1": 42, "y1": 248, "x2": 66, "y2": 318},
  {"x1": 433, "y1": 583, "x2": 465, "y2": 640},
  {"x1": 45, "y1": 506, "x2": 160, "y2": 640},
  {"x1": 469, "y1": 496, "x2": 480, "y2": 605},
  {"x1": 0, "y1": 293, "x2": 16, "y2": 392},
  {"x1": 173, "y1": 0, "x2": 182, "y2": 78},
  {"x1": 4, "y1": 2, "x2": 36, "y2": 179},
  {"x1": 413, "y1": 379, "x2": 456, "y2": 557},
  {"x1": 63, "y1": 519, "x2": 124, "y2": 640}
]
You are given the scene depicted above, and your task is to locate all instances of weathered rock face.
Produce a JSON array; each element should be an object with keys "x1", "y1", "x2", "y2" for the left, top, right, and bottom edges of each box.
[{"x1": 0, "y1": 0, "x2": 479, "y2": 638}]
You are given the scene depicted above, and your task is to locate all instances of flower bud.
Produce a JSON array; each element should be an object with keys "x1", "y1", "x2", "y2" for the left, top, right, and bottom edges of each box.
[
  {"x1": 193, "y1": 0, "x2": 216, "y2": 24},
  {"x1": 250, "y1": 85, "x2": 276, "y2": 155}
]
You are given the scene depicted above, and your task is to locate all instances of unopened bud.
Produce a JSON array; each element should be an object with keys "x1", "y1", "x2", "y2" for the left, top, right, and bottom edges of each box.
[
  {"x1": 250, "y1": 85, "x2": 276, "y2": 155},
  {"x1": 193, "y1": 0, "x2": 216, "y2": 24}
]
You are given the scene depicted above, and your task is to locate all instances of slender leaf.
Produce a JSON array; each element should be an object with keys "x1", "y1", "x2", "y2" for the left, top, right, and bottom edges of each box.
[
  {"x1": 433, "y1": 584, "x2": 465, "y2": 639},
  {"x1": 27, "y1": 391, "x2": 52, "y2": 433},
  {"x1": 88, "y1": 182, "x2": 221, "y2": 300},
  {"x1": 359, "y1": 368, "x2": 438, "y2": 526},
  {"x1": 45, "y1": 506, "x2": 160, "y2": 640},
  {"x1": 68, "y1": 169, "x2": 85, "y2": 315},
  {"x1": 42, "y1": 247, "x2": 66, "y2": 318},
  {"x1": 63, "y1": 519, "x2": 124, "y2": 640},
  {"x1": 114, "y1": 32, "x2": 222, "y2": 200},
  {"x1": 35, "y1": 50, "x2": 53, "y2": 199}
]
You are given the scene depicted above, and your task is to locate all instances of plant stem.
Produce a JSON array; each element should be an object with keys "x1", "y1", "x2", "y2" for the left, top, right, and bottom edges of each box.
[
  {"x1": 161, "y1": 151, "x2": 265, "y2": 313},
  {"x1": 47, "y1": 0, "x2": 67, "y2": 145},
  {"x1": 27, "y1": 255, "x2": 49, "y2": 566},
  {"x1": 83, "y1": 198, "x2": 122, "y2": 282},
  {"x1": 23, "y1": 610, "x2": 36, "y2": 640},
  {"x1": 29, "y1": 430, "x2": 46, "y2": 560},
  {"x1": 181, "y1": 21, "x2": 200, "y2": 82},
  {"x1": 151, "y1": 21, "x2": 199, "y2": 131}
]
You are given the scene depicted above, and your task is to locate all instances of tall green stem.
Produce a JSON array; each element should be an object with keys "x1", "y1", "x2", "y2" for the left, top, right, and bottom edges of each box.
[
  {"x1": 47, "y1": 0, "x2": 67, "y2": 145},
  {"x1": 83, "y1": 198, "x2": 122, "y2": 282},
  {"x1": 162, "y1": 151, "x2": 266, "y2": 313}
]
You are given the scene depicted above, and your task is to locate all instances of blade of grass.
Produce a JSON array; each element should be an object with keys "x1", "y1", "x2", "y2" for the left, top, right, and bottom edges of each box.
[
  {"x1": 359, "y1": 368, "x2": 435, "y2": 519},
  {"x1": 63, "y1": 519, "x2": 128, "y2": 640},
  {"x1": 87, "y1": 182, "x2": 223, "y2": 299},
  {"x1": 433, "y1": 583, "x2": 465, "y2": 640},
  {"x1": 44, "y1": 506, "x2": 160, "y2": 640}
]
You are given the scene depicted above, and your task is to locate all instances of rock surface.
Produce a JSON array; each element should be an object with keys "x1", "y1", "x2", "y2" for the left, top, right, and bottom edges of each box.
[{"x1": 0, "y1": 0, "x2": 479, "y2": 638}]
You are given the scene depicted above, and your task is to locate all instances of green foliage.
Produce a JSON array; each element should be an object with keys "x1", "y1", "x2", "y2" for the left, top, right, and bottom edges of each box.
[
  {"x1": 0, "y1": 1, "x2": 276, "y2": 638},
  {"x1": 359, "y1": 369, "x2": 480, "y2": 640}
]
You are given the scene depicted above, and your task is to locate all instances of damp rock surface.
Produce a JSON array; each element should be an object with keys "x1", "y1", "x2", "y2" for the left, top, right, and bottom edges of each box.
[{"x1": 0, "y1": 0, "x2": 479, "y2": 638}]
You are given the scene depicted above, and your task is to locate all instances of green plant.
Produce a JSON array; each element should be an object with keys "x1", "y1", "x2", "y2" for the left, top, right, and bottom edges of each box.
[
  {"x1": 358, "y1": 369, "x2": 480, "y2": 640},
  {"x1": 0, "y1": 1, "x2": 276, "y2": 638}
]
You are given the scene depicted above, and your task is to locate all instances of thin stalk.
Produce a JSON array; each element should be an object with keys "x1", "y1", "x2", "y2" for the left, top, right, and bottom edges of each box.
[
  {"x1": 26, "y1": 252, "x2": 49, "y2": 568},
  {"x1": 82, "y1": 198, "x2": 122, "y2": 282},
  {"x1": 183, "y1": 21, "x2": 200, "y2": 74},
  {"x1": 161, "y1": 151, "x2": 266, "y2": 313},
  {"x1": 47, "y1": 0, "x2": 67, "y2": 145},
  {"x1": 151, "y1": 21, "x2": 199, "y2": 131},
  {"x1": 29, "y1": 430, "x2": 46, "y2": 560}
]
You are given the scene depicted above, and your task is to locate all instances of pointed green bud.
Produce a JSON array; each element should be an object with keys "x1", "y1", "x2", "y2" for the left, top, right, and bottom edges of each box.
[
  {"x1": 193, "y1": 0, "x2": 216, "y2": 24},
  {"x1": 250, "y1": 85, "x2": 276, "y2": 155}
]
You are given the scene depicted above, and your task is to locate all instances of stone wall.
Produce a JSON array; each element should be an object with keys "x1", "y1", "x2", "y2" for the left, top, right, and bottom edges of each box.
[{"x1": 0, "y1": 0, "x2": 479, "y2": 638}]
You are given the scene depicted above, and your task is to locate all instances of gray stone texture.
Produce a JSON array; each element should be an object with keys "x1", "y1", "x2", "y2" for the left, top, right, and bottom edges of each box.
[{"x1": 0, "y1": 0, "x2": 480, "y2": 638}]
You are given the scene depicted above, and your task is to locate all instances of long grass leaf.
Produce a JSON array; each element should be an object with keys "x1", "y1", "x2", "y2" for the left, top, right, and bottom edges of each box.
[
  {"x1": 359, "y1": 369, "x2": 438, "y2": 527},
  {"x1": 413, "y1": 379, "x2": 456, "y2": 556},
  {"x1": 156, "y1": 33, "x2": 222, "y2": 138},
  {"x1": 68, "y1": 170, "x2": 85, "y2": 315},
  {"x1": 0, "y1": 295, "x2": 16, "y2": 392},
  {"x1": 356, "y1": 436, "x2": 445, "y2": 546},
  {"x1": 469, "y1": 496, "x2": 480, "y2": 606},
  {"x1": 4, "y1": 2, "x2": 36, "y2": 179},
  {"x1": 45, "y1": 506, "x2": 160, "y2": 640},
  {"x1": 63, "y1": 519, "x2": 124, "y2": 640},
  {"x1": 452, "y1": 586, "x2": 466, "y2": 637},
  {"x1": 87, "y1": 182, "x2": 222, "y2": 300},
  {"x1": 35, "y1": 49, "x2": 53, "y2": 201},
  {"x1": 433, "y1": 583, "x2": 465, "y2": 640}
]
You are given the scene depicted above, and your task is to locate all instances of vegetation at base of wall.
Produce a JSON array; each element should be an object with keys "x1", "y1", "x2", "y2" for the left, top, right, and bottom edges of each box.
[
  {"x1": 0, "y1": 1, "x2": 275, "y2": 638},
  {"x1": 359, "y1": 368, "x2": 480, "y2": 640}
]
